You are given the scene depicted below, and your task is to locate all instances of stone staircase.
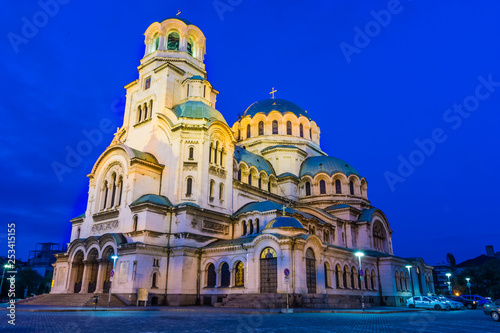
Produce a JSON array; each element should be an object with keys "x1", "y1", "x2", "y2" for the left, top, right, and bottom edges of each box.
[
  {"x1": 17, "y1": 293, "x2": 128, "y2": 307},
  {"x1": 217, "y1": 293, "x2": 369, "y2": 309}
]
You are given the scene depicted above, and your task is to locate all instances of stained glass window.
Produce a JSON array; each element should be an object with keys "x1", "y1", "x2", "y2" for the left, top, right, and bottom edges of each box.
[
  {"x1": 258, "y1": 121, "x2": 264, "y2": 135},
  {"x1": 235, "y1": 261, "x2": 244, "y2": 287},
  {"x1": 286, "y1": 121, "x2": 292, "y2": 135},
  {"x1": 260, "y1": 247, "x2": 277, "y2": 259},
  {"x1": 272, "y1": 120, "x2": 278, "y2": 134}
]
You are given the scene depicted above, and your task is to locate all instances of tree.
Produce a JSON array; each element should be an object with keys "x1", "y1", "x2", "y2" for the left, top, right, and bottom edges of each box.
[
  {"x1": 457, "y1": 259, "x2": 500, "y2": 298},
  {"x1": 446, "y1": 253, "x2": 456, "y2": 268},
  {"x1": 15, "y1": 268, "x2": 43, "y2": 299}
]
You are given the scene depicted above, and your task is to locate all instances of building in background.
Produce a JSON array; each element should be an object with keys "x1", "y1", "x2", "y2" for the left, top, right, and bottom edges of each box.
[{"x1": 28, "y1": 243, "x2": 66, "y2": 278}]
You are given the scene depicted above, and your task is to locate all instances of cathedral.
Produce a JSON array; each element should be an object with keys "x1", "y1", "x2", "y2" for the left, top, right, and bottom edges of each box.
[{"x1": 51, "y1": 17, "x2": 434, "y2": 308}]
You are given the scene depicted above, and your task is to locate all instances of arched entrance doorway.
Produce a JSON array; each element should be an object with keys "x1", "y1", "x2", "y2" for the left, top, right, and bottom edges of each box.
[
  {"x1": 102, "y1": 247, "x2": 114, "y2": 293},
  {"x1": 87, "y1": 249, "x2": 99, "y2": 293},
  {"x1": 305, "y1": 248, "x2": 316, "y2": 293},
  {"x1": 260, "y1": 247, "x2": 277, "y2": 293},
  {"x1": 72, "y1": 251, "x2": 84, "y2": 293}
]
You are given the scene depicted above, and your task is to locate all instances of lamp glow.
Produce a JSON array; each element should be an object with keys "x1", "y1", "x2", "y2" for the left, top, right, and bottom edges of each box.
[
  {"x1": 445, "y1": 273, "x2": 451, "y2": 277},
  {"x1": 355, "y1": 251, "x2": 364, "y2": 258}
]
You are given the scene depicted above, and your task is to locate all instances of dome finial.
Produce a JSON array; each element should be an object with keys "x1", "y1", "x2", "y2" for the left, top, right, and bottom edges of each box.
[
  {"x1": 270, "y1": 87, "x2": 277, "y2": 99},
  {"x1": 176, "y1": 9, "x2": 181, "y2": 16},
  {"x1": 282, "y1": 204, "x2": 286, "y2": 216}
]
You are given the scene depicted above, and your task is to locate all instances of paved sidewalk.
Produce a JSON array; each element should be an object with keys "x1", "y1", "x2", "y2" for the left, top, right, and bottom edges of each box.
[{"x1": 3, "y1": 303, "x2": 423, "y2": 314}]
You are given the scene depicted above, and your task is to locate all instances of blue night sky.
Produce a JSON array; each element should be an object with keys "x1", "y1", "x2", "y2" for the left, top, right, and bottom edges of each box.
[{"x1": 2, "y1": 0, "x2": 499, "y2": 265}]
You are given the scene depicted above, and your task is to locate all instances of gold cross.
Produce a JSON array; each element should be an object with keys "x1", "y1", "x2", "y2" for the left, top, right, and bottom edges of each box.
[
  {"x1": 270, "y1": 87, "x2": 277, "y2": 99},
  {"x1": 176, "y1": 10, "x2": 181, "y2": 16},
  {"x1": 282, "y1": 204, "x2": 286, "y2": 216}
]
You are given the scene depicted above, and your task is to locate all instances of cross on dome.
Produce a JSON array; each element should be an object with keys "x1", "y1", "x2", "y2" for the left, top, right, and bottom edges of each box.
[{"x1": 270, "y1": 87, "x2": 277, "y2": 99}]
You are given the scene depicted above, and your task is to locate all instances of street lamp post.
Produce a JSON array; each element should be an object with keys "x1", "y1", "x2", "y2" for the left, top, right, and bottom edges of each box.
[
  {"x1": 355, "y1": 251, "x2": 365, "y2": 311},
  {"x1": 107, "y1": 255, "x2": 119, "y2": 308},
  {"x1": 445, "y1": 273, "x2": 452, "y2": 295},
  {"x1": 406, "y1": 265, "x2": 415, "y2": 307},
  {"x1": 466, "y1": 277, "x2": 471, "y2": 295},
  {"x1": 0, "y1": 264, "x2": 12, "y2": 297}
]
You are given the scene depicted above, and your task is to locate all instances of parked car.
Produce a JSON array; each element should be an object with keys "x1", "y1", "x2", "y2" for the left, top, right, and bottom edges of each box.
[
  {"x1": 434, "y1": 296, "x2": 465, "y2": 310},
  {"x1": 448, "y1": 296, "x2": 477, "y2": 309},
  {"x1": 483, "y1": 299, "x2": 500, "y2": 322},
  {"x1": 462, "y1": 295, "x2": 492, "y2": 307},
  {"x1": 406, "y1": 296, "x2": 451, "y2": 310}
]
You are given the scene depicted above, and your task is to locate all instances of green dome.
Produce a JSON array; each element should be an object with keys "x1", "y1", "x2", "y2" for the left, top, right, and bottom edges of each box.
[
  {"x1": 243, "y1": 99, "x2": 312, "y2": 120},
  {"x1": 172, "y1": 101, "x2": 227, "y2": 124},
  {"x1": 300, "y1": 156, "x2": 361, "y2": 178}
]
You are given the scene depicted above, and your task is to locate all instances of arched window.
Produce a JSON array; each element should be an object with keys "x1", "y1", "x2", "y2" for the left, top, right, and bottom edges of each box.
[
  {"x1": 209, "y1": 180, "x2": 215, "y2": 199},
  {"x1": 151, "y1": 34, "x2": 159, "y2": 52},
  {"x1": 149, "y1": 99, "x2": 153, "y2": 117},
  {"x1": 255, "y1": 219, "x2": 260, "y2": 233},
  {"x1": 143, "y1": 103, "x2": 148, "y2": 119},
  {"x1": 133, "y1": 215, "x2": 138, "y2": 232},
  {"x1": 299, "y1": 124, "x2": 304, "y2": 137},
  {"x1": 258, "y1": 176, "x2": 262, "y2": 189},
  {"x1": 247, "y1": 173, "x2": 252, "y2": 186},
  {"x1": 110, "y1": 173, "x2": 117, "y2": 207},
  {"x1": 187, "y1": 38, "x2": 194, "y2": 56},
  {"x1": 220, "y1": 148, "x2": 224, "y2": 166},
  {"x1": 188, "y1": 147, "x2": 194, "y2": 160},
  {"x1": 219, "y1": 183, "x2": 224, "y2": 201},
  {"x1": 324, "y1": 262, "x2": 331, "y2": 288},
  {"x1": 267, "y1": 181, "x2": 271, "y2": 192},
  {"x1": 235, "y1": 261, "x2": 244, "y2": 287},
  {"x1": 395, "y1": 271, "x2": 400, "y2": 291},
  {"x1": 167, "y1": 32, "x2": 180, "y2": 50},
  {"x1": 305, "y1": 182, "x2": 311, "y2": 196},
  {"x1": 336, "y1": 264, "x2": 341, "y2": 288},
  {"x1": 220, "y1": 263, "x2": 230, "y2": 287},
  {"x1": 117, "y1": 176, "x2": 123, "y2": 206},
  {"x1": 373, "y1": 222, "x2": 387, "y2": 252},
  {"x1": 249, "y1": 220, "x2": 253, "y2": 234},
  {"x1": 76, "y1": 227, "x2": 81, "y2": 239},
  {"x1": 187, "y1": 84, "x2": 190, "y2": 97},
  {"x1": 209, "y1": 143, "x2": 212, "y2": 163},
  {"x1": 343, "y1": 266, "x2": 348, "y2": 289},
  {"x1": 206, "y1": 263, "x2": 216, "y2": 287},
  {"x1": 324, "y1": 230, "x2": 329, "y2": 243},
  {"x1": 335, "y1": 179, "x2": 342, "y2": 194},
  {"x1": 186, "y1": 178, "x2": 193, "y2": 196},
  {"x1": 152, "y1": 272, "x2": 158, "y2": 288},
  {"x1": 365, "y1": 269, "x2": 369, "y2": 290},
  {"x1": 102, "y1": 180, "x2": 109, "y2": 210},
  {"x1": 351, "y1": 267, "x2": 356, "y2": 289},
  {"x1": 214, "y1": 142, "x2": 218, "y2": 164},
  {"x1": 242, "y1": 221, "x2": 247, "y2": 235},
  {"x1": 305, "y1": 249, "x2": 316, "y2": 293},
  {"x1": 286, "y1": 121, "x2": 292, "y2": 135},
  {"x1": 371, "y1": 270, "x2": 376, "y2": 290},
  {"x1": 246, "y1": 124, "x2": 251, "y2": 138},
  {"x1": 309, "y1": 128, "x2": 312, "y2": 139},
  {"x1": 258, "y1": 121, "x2": 264, "y2": 135},
  {"x1": 349, "y1": 181, "x2": 354, "y2": 195},
  {"x1": 319, "y1": 180, "x2": 326, "y2": 194},
  {"x1": 138, "y1": 106, "x2": 142, "y2": 122},
  {"x1": 272, "y1": 120, "x2": 278, "y2": 134},
  {"x1": 237, "y1": 168, "x2": 241, "y2": 181}
]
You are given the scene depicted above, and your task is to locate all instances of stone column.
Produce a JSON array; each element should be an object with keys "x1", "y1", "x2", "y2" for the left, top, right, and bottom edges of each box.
[
  {"x1": 95, "y1": 259, "x2": 105, "y2": 293},
  {"x1": 80, "y1": 260, "x2": 90, "y2": 293}
]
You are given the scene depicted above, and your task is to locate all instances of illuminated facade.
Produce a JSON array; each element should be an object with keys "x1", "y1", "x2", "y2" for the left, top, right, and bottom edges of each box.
[{"x1": 51, "y1": 17, "x2": 434, "y2": 307}]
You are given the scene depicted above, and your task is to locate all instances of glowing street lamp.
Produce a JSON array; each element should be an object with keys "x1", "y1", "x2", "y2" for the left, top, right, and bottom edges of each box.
[
  {"x1": 466, "y1": 277, "x2": 471, "y2": 294},
  {"x1": 445, "y1": 273, "x2": 452, "y2": 295},
  {"x1": 355, "y1": 251, "x2": 365, "y2": 311},
  {"x1": 107, "y1": 254, "x2": 119, "y2": 308},
  {"x1": 0, "y1": 264, "x2": 13, "y2": 296},
  {"x1": 406, "y1": 265, "x2": 415, "y2": 307}
]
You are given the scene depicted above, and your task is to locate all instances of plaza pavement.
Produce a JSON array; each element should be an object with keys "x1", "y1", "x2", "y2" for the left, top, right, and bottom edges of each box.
[{"x1": 0, "y1": 304, "x2": 498, "y2": 332}]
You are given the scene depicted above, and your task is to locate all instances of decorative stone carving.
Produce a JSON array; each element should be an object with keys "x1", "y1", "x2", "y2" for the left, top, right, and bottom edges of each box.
[
  {"x1": 91, "y1": 220, "x2": 119, "y2": 233},
  {"x1": 202, "y1": 220, "x2": 229, "y2": 234},
  {"x1": 209, "y1": 164, "x2": 227, "y2": 177}
]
